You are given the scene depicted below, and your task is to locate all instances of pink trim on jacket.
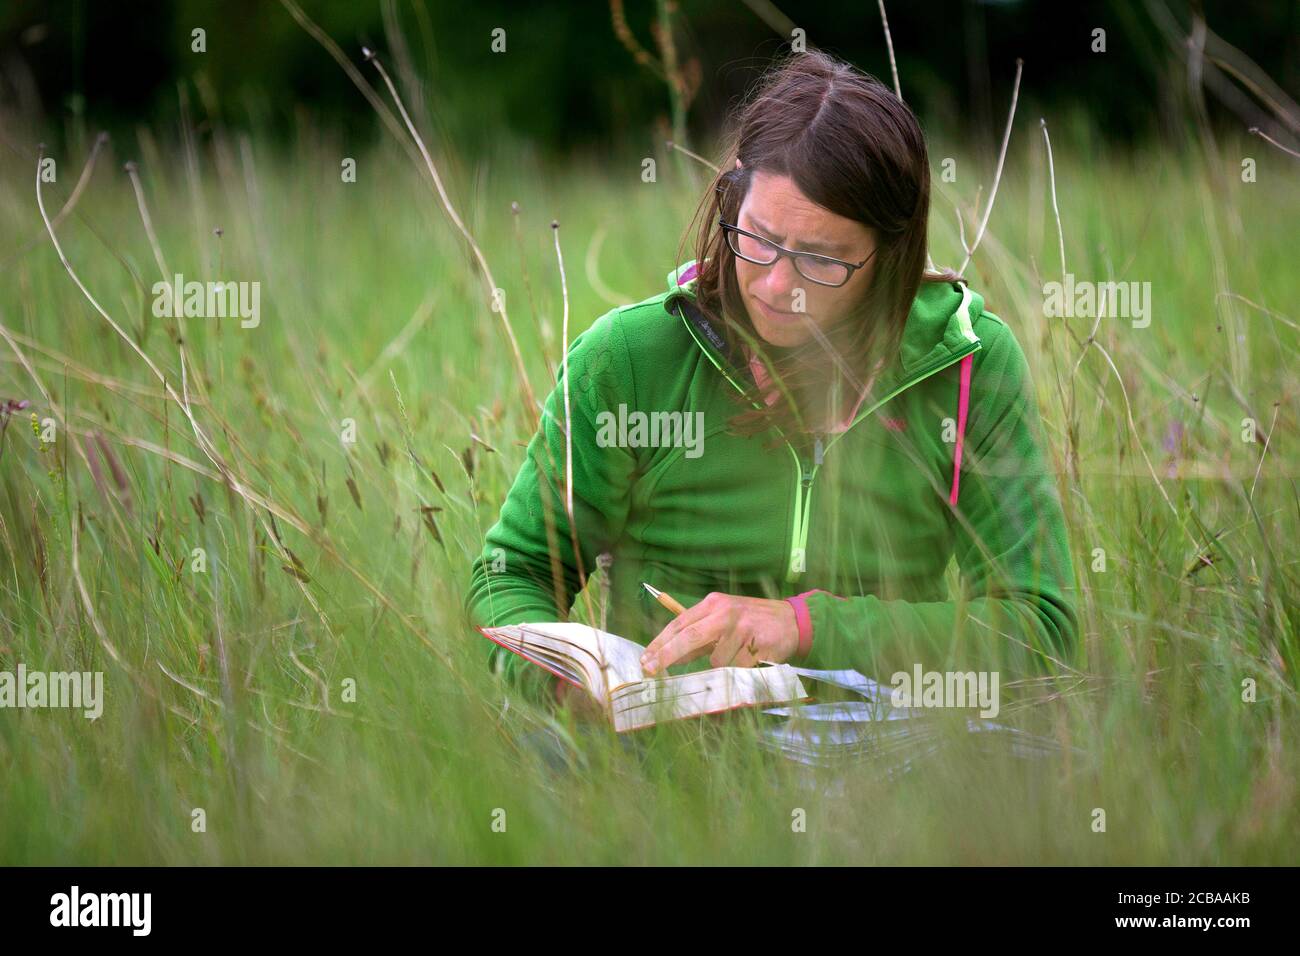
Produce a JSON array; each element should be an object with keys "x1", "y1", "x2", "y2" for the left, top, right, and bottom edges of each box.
[{"x1": 947, "y1": 352, "x2": 974, "y2": 507}]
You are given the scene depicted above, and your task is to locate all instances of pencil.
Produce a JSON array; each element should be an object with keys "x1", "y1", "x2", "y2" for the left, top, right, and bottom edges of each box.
[
  {"x1": 640, "y1": 583, "x2": 778, "y2": 668},
  {"x1": 642, "y1": 582, "x2": 687, "y2": 616}
]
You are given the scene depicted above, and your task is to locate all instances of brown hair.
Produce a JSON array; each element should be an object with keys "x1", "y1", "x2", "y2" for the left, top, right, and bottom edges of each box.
[{"x1": 677, "y1": 49, "x2": 959, "y2": 442}]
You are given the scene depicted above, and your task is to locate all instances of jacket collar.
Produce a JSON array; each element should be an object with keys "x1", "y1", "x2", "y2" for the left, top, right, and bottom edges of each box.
[{"x1": 663, "y1": 259, "x2": 983, "y2": 400}]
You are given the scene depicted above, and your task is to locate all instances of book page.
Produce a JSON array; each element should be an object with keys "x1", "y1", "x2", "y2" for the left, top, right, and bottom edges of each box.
[
  {"x1": 511, "y1": 646, "x2": 586, "y2": 686},
  {"x1": 784, "y1": 666, "x2": 888, "y2": 702},
  {"x1": 518, "y1": 622, "x2": 646, "y2": 691},
  {"x1": 609, "y1": 664, "x2": 807, "y2": 733},
  {"x1": 486, "y1": 622, "x2": 646, "y2": 700},
  {"x1": 481, "y1": 627, "x2": 587, "y2": 688}
]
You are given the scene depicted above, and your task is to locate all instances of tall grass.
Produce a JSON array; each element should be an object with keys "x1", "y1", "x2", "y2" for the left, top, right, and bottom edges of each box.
[{"x1": 0, "y1": 52, "x2": 1296, "y2": 863}]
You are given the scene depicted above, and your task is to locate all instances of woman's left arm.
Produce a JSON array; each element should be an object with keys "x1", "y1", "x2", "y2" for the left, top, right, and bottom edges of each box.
[
  {"x1": 789, "y1": 318, "x2": 1080, "y2": 678},
  {"x1": 642, "y1": 319, "x2": 1080, "y2": 680}
]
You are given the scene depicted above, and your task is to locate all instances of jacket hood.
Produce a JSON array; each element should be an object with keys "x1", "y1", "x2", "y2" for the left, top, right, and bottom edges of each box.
[{"x1": 664, "y1": 259, "x2": 983, "y2": 385}]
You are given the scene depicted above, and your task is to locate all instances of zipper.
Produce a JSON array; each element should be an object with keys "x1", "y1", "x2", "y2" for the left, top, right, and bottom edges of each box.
[
  {"x1": 778, "y1": 344, "x2": 982, "y2": 582},
  {"x1": 783, "y1": 434, "x2": 822, "y2": 580},
  {"x1": 674, "y1": 298, "x2": 982, "y2": 584}
]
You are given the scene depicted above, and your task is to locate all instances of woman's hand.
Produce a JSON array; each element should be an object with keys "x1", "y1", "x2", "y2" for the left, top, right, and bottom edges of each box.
[{"x1": 639, "y1": 593, "x2": 800, "y2": 676}]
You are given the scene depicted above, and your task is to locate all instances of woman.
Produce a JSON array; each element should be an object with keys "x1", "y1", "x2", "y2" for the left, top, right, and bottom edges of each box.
[{"x1": 465, "y1": 50, "x2": 1079, "y2": 714}]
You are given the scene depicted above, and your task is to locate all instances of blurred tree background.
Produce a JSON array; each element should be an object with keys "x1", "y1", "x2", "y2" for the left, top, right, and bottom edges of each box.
[{"x1": 2, "y1": 0, "x2": 1296, "y2": 161}]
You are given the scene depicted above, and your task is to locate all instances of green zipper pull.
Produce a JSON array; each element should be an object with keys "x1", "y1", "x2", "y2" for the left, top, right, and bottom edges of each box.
[
  {"x1": 789, "y1": 450, "x2": 817, "y2": 578},
  {"x1": 795, "y1": 467, "x2": 813, "y2": 574}
]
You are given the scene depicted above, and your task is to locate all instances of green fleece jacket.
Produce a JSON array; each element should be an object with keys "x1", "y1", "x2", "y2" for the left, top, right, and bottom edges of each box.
[{"x1": 465, "y1": 260, "x2": 1079, "y2": 702}]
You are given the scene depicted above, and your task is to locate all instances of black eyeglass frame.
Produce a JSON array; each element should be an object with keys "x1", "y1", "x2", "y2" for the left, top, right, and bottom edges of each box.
[{"x1": 718, "y1": 217, "x2": 877, "y2": 288}]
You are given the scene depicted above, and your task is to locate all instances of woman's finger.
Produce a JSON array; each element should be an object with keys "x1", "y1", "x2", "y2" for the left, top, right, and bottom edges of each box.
[
  {"x1": 709, "y1": 623, "x2": 750, "y2": 668},
  {"x1": 641, "y1": 594, "x2": 721, "y2": 663},
  {"x1": 643, "y1": 612, "x2": 725, "y2": 674},
  {"x1": 731, "y1": 633, "x2": 764, "y2": 668}
]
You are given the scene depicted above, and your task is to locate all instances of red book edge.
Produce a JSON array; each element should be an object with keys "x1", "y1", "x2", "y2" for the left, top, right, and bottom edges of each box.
[{"x1": 476, "y1": 624, "x2": 586, "y2": 689}]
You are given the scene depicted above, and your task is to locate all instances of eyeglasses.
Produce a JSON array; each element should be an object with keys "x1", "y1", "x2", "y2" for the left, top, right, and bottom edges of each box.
[{"x1": 719, "y1": 218, "x2": 876, "y2": 288}]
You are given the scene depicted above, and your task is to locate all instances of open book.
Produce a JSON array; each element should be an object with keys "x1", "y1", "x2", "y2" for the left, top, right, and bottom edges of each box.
[{"x1": 478, "y1": 622, "x2": 809, "y2": 733}]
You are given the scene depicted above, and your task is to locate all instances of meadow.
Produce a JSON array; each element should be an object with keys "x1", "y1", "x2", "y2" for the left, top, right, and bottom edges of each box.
[{"x1": 0, "y1": 56, "x2": 1297, "y2": 864}]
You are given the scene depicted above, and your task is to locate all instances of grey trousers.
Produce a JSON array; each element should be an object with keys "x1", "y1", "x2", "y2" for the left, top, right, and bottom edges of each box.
[{"x1": 515, "y1": 722, "x2": 641, "y2": 776}]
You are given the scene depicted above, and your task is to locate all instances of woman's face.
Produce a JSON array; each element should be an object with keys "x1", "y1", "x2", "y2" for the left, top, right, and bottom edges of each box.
[{"x1": 733, "y1": 168, "x2": 878, "y2": 348}]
